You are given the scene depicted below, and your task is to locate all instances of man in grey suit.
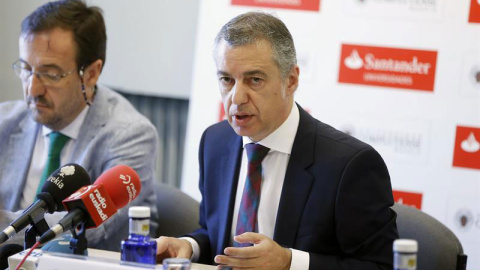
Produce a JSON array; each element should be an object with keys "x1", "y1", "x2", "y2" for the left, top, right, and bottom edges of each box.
[{"x1": 0, "y1": 0, "x2": 158, "y2": 251}]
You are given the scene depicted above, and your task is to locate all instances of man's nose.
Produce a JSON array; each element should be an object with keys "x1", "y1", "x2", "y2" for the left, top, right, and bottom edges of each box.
[
  {"x1": 28, "y1": 74, "x2": 46, "y2": 97},
  {"x1": 231, "y1": 82, "x2": 248, "y2": 105}
]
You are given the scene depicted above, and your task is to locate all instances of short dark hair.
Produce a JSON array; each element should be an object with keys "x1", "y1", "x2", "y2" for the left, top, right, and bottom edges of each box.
[
  {"x1": 21, "y1": 0, "x2": 107, "y2": 71},
  {"x1": 214, "y1": 12, "x2": 296, "y2": 79}
]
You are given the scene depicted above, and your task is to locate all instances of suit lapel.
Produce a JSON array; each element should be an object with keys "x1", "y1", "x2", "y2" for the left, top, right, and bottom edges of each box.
[
  {"x1": 273, "y1": 105, "x2": 316, "y2": 247},
  {"x1": 3, "y1": 116, "x2": 39, "y2": 210},
  {"x1": 217, "y1": 133, "x2": 242, "y2": 254},
  {"x1": 69, "y1": 87, "x2": 108, "y2": 176}
]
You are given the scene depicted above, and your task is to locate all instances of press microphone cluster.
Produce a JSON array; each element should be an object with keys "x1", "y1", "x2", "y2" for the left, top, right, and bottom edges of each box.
[
  {"x1": 0, "y1": 164, "x2": 91, "y2": 245},
  {"x1": 39, "y1": 165, "x2": 141, "y2": 244}
]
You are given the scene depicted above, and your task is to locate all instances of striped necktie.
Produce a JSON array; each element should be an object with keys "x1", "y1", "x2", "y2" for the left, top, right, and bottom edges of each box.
[
  {"x1": 35, "y1": 132, "x2": 70, "y2": 196},
  {"x1": 234, "y1": 143, "x2": 270, "y2": 247}
]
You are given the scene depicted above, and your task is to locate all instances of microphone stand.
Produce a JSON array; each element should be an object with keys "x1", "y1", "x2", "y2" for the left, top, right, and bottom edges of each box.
[
  {"x1": 69, "y1": 222, "x2": 87, "y2": 255},
  {"x1": 24, "y1": 217, "x2": 50, "y2": 249}
]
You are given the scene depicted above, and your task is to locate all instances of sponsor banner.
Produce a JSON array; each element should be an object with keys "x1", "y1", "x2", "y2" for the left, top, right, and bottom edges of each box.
[
  {"x1": 337, "y1": 118, "x2": 431, "y2": 165},
  {"x1": 469, "y1": 0, "x2": 480, "y2": 23},
  {"x1": 393, "y1": 190, "x2": 423, "y2": 209},
  {"x1": 338, "y1": 44, "x2": 438, "y2": 91},
  {"x1": 231, "y1": 0, "x2": 320, "y2": 11},
  {"x1": 342, "y1": 0, "x2": 444, "y2": 21},
  {"x1": 452, "y1": 126, "x2": 480, "y2": 170}
]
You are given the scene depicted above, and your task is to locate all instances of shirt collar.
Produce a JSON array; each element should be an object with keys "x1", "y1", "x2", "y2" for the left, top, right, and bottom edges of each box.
[
  {"x1": 242, "y1": 103, "x2": 300, "y2": 155},
  {"x1": 42, "y1": 106, "x2": 90, "y2": 140}
]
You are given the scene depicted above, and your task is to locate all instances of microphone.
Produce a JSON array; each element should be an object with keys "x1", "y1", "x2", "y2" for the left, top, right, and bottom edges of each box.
[
  {"x1": 0, "y1": 244, "x2": 23, "y2": 269},
  {"x1": 0, "y1": 164, "x2": 91, "y2": 244},
  {"x1": 39, "y1": 165, "x2": 141, "y2": 244}
]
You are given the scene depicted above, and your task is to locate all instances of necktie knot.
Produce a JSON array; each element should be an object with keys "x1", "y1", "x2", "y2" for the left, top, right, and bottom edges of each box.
[{"x1": 245, "y1": 143, "x2": 270, "y2": 166}]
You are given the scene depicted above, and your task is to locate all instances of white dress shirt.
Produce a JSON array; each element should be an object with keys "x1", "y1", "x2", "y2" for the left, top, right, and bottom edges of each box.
[
  {"x1": 20, "y1": 106, "x2": 89, "y2": 209},
  {"x1": 187, "y1": 104, "x2": 310, "y2": 269}
]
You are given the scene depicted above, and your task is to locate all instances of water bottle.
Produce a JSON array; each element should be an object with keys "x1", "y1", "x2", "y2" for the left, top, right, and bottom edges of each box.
[
  {"x1": 121, "y1": 206, "x2": 157, "y2": 264},
  {"x1": 162, "y1": 258, "x2": 191, "y2": 270},
  {"x1": 393, "y1": 239, "x2": 418, "y2": 270}
]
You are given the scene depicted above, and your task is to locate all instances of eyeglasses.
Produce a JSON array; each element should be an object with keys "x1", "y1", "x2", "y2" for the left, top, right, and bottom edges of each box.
[{"x1": 12, "y1": 59, "x2": 76, "y2": 86}]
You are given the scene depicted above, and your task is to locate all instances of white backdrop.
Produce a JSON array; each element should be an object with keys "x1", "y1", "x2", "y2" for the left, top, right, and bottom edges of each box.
[{"x1": 181, "y1": 0, "x2": 480, "y2": 268}]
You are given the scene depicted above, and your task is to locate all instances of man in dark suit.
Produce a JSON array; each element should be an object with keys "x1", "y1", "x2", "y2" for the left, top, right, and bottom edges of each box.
[{"x1": 156, "y1": 12, "x2": 398, "y2": 269}]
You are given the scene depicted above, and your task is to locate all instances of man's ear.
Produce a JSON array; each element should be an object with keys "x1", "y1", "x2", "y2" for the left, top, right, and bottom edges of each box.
[
  {"x1": 82, "y1": 59, "x2": 103, "y2": 88},
  {"x1": 285, "y1": 65, "x2": 300, "y2": 97}
]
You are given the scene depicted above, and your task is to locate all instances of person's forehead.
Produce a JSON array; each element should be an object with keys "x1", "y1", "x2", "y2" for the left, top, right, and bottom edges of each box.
[{"x1": 19, "y1": 28, "x2": 77, "y2": 66}]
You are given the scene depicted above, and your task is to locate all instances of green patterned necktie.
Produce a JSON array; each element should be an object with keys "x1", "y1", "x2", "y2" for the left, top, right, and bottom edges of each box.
[{"x1": 35, "y1": 132, "x2": 70, "y2": 196}]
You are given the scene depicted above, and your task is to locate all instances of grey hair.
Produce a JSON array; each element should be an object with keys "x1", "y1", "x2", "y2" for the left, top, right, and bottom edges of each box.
[{"x1": 213, "y1": 12, "x2": 297, "y2": 79}]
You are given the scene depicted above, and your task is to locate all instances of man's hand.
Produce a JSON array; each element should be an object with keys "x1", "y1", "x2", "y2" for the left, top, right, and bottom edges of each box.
[
  {"x1": 214, "y1": 232, "x2": 292, "y2": 270},
  {"x1": 155, "y1": 236, "x2": 193, "y2": 263}
]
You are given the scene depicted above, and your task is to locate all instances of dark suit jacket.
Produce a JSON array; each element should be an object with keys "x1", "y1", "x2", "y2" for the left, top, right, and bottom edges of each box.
[{"x1": 190, "y1": 105, "x2": 398, "y2": 269}]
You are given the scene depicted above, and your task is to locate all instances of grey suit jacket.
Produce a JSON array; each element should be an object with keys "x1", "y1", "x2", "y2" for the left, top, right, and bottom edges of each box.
[{"x1": 0, "y1": 86, "x2": 158, "y2": 251}]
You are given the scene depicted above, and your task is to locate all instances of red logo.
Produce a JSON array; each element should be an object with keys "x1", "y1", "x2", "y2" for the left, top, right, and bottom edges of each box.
[
  {"x1": 393, "y1": 190, "x2": 423, "y2": 209},
  {"x1": 469, "y1": 0, "x2": 480, "y2": 23},
  {"x1": 453, "y1": 126, "x2": 480, "y2": 170},
  {"x1": 338, "y1": 44, "x2": 438, "y2": 92},
  {"x1": 231, "y1": 0, "x2": 320, "y2": 11}
]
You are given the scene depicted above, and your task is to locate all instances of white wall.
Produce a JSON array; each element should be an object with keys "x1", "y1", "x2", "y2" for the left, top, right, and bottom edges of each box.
[
  {"x1": 0, "y1": 1, "x2": 40, "y2": 102},
  {"x1": 0, "y1": 0, "x2": 199, "y2": 101}
]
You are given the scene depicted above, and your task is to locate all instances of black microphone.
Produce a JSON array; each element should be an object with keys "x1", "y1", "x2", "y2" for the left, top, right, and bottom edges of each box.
[
  {"x1": 39, "y1": 165, "x2": 141, "y2": 244},
  {"x1": 0, "y1": 244, "x2": 23, "y2": 269},
  {"x1": 0, "y1": 164, "x2": 91, "y2": 244}
]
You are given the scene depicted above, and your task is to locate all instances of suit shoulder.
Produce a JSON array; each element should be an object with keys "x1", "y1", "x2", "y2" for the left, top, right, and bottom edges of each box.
[
  {"x1": 314, "y1": 119, "x2": 376, "y2": 155},
  {"x1": 0, "y1": 101, "x2": 31, "y2": 134},
  {"x1": 96, "y1": 87, "x2": 156, "y2": 130},
  {"x1": 202, "y1": 120, "x2": 237, "y2": 145},
  {"x1": 0, "y1": 100, "x2": 28, "y2": 122}
]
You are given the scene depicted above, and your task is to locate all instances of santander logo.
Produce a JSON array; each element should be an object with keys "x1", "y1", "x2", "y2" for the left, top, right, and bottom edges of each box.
[
  {"x1": 461, "y1": 132, "x2": 480, "y2": 153},
  {"x1": 393, "y1": 190, "x2": 423, "y2": 209},
  {"x1": 231, "y1": 0, "x2": 321, "y2": 11},
  {"x1": 344, "y1": 49, "x2": 432, "y2": 75},
  {"x1": 338, "y1": 44, "x2": 438, "y2": 92},
  {"x1": 453, "y1": 126, "x2": 480, "y2": 170},
  {"x1": 470, "y1": 0, "x2": 480, "y2": 23},
  {"x1": 344, "y1": 50, "x2": 363, "y2": 70}
]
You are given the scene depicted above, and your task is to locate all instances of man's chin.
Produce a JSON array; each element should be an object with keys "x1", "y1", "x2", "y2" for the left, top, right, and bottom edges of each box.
[
  {"x1": 231, "y1": 126, "x2": 254, "y2": 139},
  {"x1": 29, "y1": 110, "x2": 54, "y2": 127}
]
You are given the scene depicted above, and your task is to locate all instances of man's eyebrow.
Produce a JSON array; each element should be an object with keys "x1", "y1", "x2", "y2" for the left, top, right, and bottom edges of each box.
[
  {"x1": 18, "y1": 59, "x2": 63, "y2": 71},
  {"x1": 216, "y1": 70, "x2": 268, "y2": 77},
  {"x1": 37, "y1": 64, "x2": 64, "y2": 71},
  {"x1": 217, "y1": 70, "x2": 230, "y2": 77},
  {"x1": 243, "y1": 70, "x2": 267, "y2": 77}
]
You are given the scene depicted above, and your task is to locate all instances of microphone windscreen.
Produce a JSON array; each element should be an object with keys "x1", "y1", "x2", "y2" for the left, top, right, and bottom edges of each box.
[
  {"x1": 41, "y1": 163, "x2": 91, "y2": 211},
  {"x1": 94, "y1": 165, "x2": 141, "y2": 209},
  {"x1": 0, "y1": 244, "x2": 23, "y2": 269}
]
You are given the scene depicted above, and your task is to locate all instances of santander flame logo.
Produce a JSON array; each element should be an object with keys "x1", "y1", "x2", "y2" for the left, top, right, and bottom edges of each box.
[
  {"x1": 344, "y1": 50, "x2": 363, "y2": 70},
  {"x1": 461, "y1": 132, "x2": 480, "y2": 153},
  {"x1": 453, "y1": 126, "x2": 480, "y2": 170}
]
